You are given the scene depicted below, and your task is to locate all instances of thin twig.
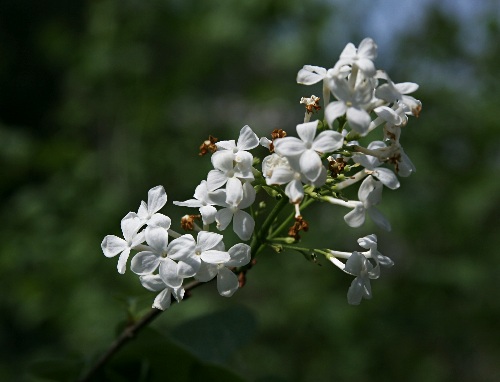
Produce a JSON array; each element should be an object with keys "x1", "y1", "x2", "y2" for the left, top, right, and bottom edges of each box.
[{"x1": 77, "y1": 279, "x2": 204, "y2": 382}]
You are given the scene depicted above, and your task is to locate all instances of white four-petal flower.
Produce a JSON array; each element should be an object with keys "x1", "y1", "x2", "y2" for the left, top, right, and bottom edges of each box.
[
  {"x1": 194, "y1": 243, "x2": 251, "y2": 297},
  {"x1": 101, "y1": 212, "x2": 145, "y2": 274},
  {"x1": 273, "y1": 120, "x2": 343, "y2": 182}
]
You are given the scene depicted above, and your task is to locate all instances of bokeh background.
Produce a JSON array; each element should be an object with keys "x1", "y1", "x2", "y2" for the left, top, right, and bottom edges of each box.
[{"x1": 1, "y1": 0, "x2": 500, "y2": 381}]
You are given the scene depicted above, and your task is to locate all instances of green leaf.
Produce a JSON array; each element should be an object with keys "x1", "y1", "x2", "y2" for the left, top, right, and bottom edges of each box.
[
  {"x1": 170, "y1": 306, "x2": 257, "y2": 365},
  {"x1": 89, "y1": 326, "x2": 247, "y2": 382}
]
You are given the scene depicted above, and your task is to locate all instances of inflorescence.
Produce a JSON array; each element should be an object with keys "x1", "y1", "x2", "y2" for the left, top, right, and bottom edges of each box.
[{"x1": 101, "y1": 38, "x2": 421, "y2": 307}]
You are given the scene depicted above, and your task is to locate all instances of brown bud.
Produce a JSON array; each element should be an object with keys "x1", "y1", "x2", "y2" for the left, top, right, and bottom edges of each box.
[{"x1": 199, "y1": 135, "x2": 218, "y2": 156}]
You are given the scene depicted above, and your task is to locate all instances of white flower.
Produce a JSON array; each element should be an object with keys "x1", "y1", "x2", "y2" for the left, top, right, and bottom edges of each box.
[
  {"x1": 195, "y1": 243, "x2": 251, "y2": 297},
  {"x1": 130, "y1": 227, "x2": 195, "y2": 288},
  {"x1": 101, "y1": 212, "x2": 145, "y2": 274},
  {"x1": 395, "y1": 146, "x2": 416, "y2": 177},
  {"x1": 211, "y1": 179, "x2": 256, "y2": 241},
  {"x1": 207, "y1": 150, "x2": 254, "y2": 191},
  {"x1": 334, "y1": 38, "x2": 378, "y2": 77},
  {"x1": 357, "y1": 234, "x2": 393, "y2": 279},
  {"x1": 344, "y1": 176, "x2": 391, "y2": 231},
  {"x1": 210, "y1": 125, "x2": 258, "y2": 181},
  {"x1": 325, "y1": 75, "x2": 373, "y2": 135},
  {"x1": 262, "y1": 154, "x2": 325, "y2": 203},
  {"x1": 139, "y1": 274, "x2": 185, "y2": 311},
  {"x1": 375, "y1": 79, "x2": 421, "y2": 117},
  {"x1": 352, "y1": 141, "x2": 400, "y2": 190},
  {"x1": 344, "y1": 251, "x2": 374, "y2": 305},
  {"x1": 327, "y1": 176, "x2": 391, "y2": 231},
  {"x1": 173, "y1": 180, "x2": 222, "y2": 225},
  {"x1": 273, "y1": 120, "x2": 343, "y2": 182},
  {"x1": 175, "y1": 231, "x2": 231, "y2": 278},
  {"x1": 137, "y1": 186, "x2": 171, "y2": 231}
]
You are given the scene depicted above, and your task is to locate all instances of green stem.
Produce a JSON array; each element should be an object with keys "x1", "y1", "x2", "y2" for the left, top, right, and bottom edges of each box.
[
  {"x1": 268, "y1": 196, "x2": 316, "y2": 240},
  {"x1": 250, "y1": 195, "x2": 289, "y2": 258}
]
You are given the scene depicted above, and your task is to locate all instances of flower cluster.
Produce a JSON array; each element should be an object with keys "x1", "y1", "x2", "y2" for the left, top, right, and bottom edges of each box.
[{"x1": 101, "y1": 38, "x2": 421, "y2": 308}]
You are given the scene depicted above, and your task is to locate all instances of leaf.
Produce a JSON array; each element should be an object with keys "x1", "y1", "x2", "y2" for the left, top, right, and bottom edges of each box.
[
  {"x1": 170, "y1": 306, "x2": 257, "y2": 364},
  {"x1": 90, "y1": 326, "x2": 247, "y2": 382}
]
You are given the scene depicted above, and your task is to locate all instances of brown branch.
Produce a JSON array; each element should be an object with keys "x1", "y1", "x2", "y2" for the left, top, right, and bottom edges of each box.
[{"x1": 77, "y1": 279, "x2": 204, "y2": 382}]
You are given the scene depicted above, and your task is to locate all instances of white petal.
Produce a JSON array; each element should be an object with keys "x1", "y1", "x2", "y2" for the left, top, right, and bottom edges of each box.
[
  {"x1": 225, "y1": 177, "x2": 243, "y2": 206},
  {"x1": 347, "y1": 277, "x2": 370, "y2": 305},
  {"x1": 234, "y1": 150, "x2": 253, "y2": 168},
  {"x1": 296, "y1": 65, "x2": 327, "y2": 85},
  {"x1": 358, "y1": 176, "x2": 382, "y2": 206},
  {"x1": 374, "y1": 106, "x2": 402, "y2": 125},
  {"x1": 352, "y1": 153, "x2": 379, "y2": 169},
  {"x1": 197, "y1": 231, "x2": 223, "y2": 252},
  {"x1": 273, "y1": 137, "x2": 305, "y2": 157},
  {"x1": 355, "y1": 58, "x2": 375, "y2": 76},
  {"x1": 300, "y1": 149, "x2": 322, "y2": 182},
  {"x1": 325, "y1": 101, "x2": 347, "y2": 127},
  {"x1": 194, "y1": 261, "x2": 218, "y2": 282},
  {"x1": 211, "y1": 150, "x2": 234, "y2": 172},
  {"x1": 375, "y1": 84, "x2": 397, "y2": 102},
  {"x1": 147, "y1": 186, "x2": 167, "y2": 215},
  {"x1": 233, "y1": 210, "x2": 255, "y2": 241},
  {"x1": 201, "y1": 250, "x2": 230, "y2": 264},
  {"x1": 145, "y1": 226, "x2": 169, "y2": 254},
  {"x1": 173, "y1": 199, "x2": 203, "y2": 208},
  {"x1": 199, "y1": 205, "x2": 217, "y2": 225},
  {"x1": 395, "y1": 82, "x2": 419, "y2": 94},
  {"x1": 347, "y1": 107, "x2": 371, "y2": 135},
  {"x1": 177, "y1": 256, "x2": 201, "y2": 278},
  {"x1": 216, "y1": 140, "x2": 236, "y2": 150},
  {"x1": 239, "y1": 181, "x2": 256, "y2": 209},
  {"x1": 139, "y1": 274, "x2": 166, "y2": 292},
  {"x1": 137, "y1": 201, "x2": 148, "y2": 220},
  {"x1": 237, "y1": 125, "x2": 259, "y2": 150},
  {"x1": 339, "y1": 42, "x2": 356, "y2": 59},
  {"x1": 117, "y1": 247, "x2": 131, "y2": 274},
  {"x1": 344, "y1": 204, "x2": 366, "y2": 227},
  {"x1": 172, "y1": 287, "x2": 185, "y2": 302},
  {"x1": 296, "y1": 121, "x2": 319, "y2": 144},
  {"x1": 285, "y1": 179, "x2": 304, "y2": 203},
  {"x1": 225, "y1": 243, "x2": 251, "y2": 267},
  {"x1": 131, "y1": 230, "x2": 145, "y2": 248},
  {"x1": 207, "y1": 170, "x2": 228, "y2": 191},
  {"x1": 344, "y1": 251, "x2": 365, "y2": 275},
  {"x1": 373, "y1": 167, "x2": 400, "y2": 190},
  {"x1": 208, "y1": 189, "x2": 227, "y2": 207},
  {"x1": 101, "y1": 235, "x2": 127, "y2": 258},
  {"x1": 357, "y1": 38, "x2": 377, "y2": 60},
  {"x1": 312, "y1": 130, "x2": 344, "y2": 153},
  {"x1": 121, "y1": 212, "x2": 142, "y2": 241},
  {"x1": 368, "y1": 207, "x2": 391, "y2": 231},
  {"x1": 159, "y1": 258, "x2": 183, "y2": 288},
  {"x1": 193, "y1": 180, "x2": 210, "y2": 202},
  {"x1": 148, "y1": 213, "x2": 171, "y2": 229},
  {"x1": 357, "y1": 234, "x2": 377, "y2": 249},
  {"x1": 216, "y1": 208, "x2": 233, "y2": 231},
  {"x1": 310, "y1": 165, "x2": 327, "y2": 188},
  {"x1": 268, "y1": 167, "x2": 294, "y2": 185},
  {"x1": 153, "y1": 288, "x2": 172, "y2": 310},
  {"x1": 131, "y1": 251, "x2": 161, "y2": 275},
  {"x1": 167, "y1": 234, "x2": 196, "y2": 260},
  {"x1": 217, "y1": 267, "x2": 239, "y2": 297}
]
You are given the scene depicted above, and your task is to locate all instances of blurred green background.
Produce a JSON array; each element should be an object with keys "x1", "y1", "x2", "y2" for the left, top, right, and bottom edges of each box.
[{"x1": 1, "y1": 0, "x2": 500, "y2": 381}]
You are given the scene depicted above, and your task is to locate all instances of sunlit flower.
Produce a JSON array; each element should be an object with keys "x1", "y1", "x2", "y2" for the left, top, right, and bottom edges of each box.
[
  {"x1": 273, "y1": 120, "x2": 343, "y2": 182},
  {"x1": 101, "y1": 212, "x2": 145, "y2": 274}
]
